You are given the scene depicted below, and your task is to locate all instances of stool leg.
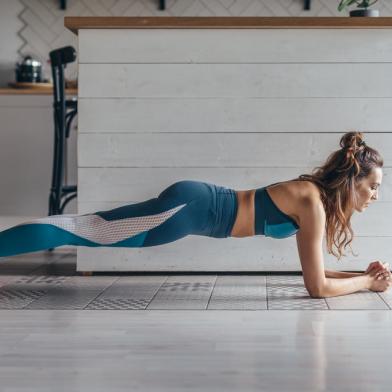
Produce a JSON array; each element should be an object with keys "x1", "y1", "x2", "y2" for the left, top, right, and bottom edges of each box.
[
  {"x1": 54, "y1": 104, "x2": 65, "y2": 215},
  {"x1": 49, "y1": 108, "x2": 62, "y2": 216}
]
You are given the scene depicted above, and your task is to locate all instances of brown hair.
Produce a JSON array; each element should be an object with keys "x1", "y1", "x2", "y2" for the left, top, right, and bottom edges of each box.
[{"x1": 292, "y1": 131, "x2": 383, "y2": 260}]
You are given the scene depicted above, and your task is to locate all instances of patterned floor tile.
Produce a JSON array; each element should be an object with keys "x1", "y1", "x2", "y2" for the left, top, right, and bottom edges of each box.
[
  {"x1": 208, "y1": 275, "x2": 267, "y2": 310},
  {"x1": 147, "y1": 299, "x2": 210, "y2": 310},
  {"x1": 0, "y1": 274, "x2": 72, "y2": 309},
  {"x1": 0, "y1": 251, "x2": 391, "y2": 310},
  {"x1": 0, "y1": 288, "x2": 46, "y2": 309},
  {"x1": 147, "y1": 275, "x2": 216, "y2": 309},
  {"x1": 267, "y1": 275, "x2": 328, "y2": 310},
  {"x1": 86, "y1": 298, "x2": 150, "y2": 310},
  {"x1": 86, "y1": 275, "x2": 166, "y2": 310},
  {"x1": 26, "y1": 276, "x2": 119, "y2": 310},
  {"x1": 12, "y1": 275, "x2": 70, "y2": 285}
]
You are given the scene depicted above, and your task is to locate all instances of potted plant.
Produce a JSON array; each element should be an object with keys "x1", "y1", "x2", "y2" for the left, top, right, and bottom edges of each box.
[{"x1": 337, "y1": 0, "x2": 379, "y2": 17}]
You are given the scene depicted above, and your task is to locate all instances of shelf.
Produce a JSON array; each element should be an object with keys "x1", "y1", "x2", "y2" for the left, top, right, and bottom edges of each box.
[{"x1": 65, "y1": 16, "x2": 392, "y2": 35}]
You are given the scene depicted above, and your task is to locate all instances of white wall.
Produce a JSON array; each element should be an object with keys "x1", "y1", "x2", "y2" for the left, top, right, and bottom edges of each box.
[
  {"x1": 0, "y1": 1, "x2": 24, "y2": 87},
  {"x1": 0, "y1": 94, "x2": 78, "y2": 217},
  {"x1": 76, "y1": 28, "x2": 392, "y2": 272}
]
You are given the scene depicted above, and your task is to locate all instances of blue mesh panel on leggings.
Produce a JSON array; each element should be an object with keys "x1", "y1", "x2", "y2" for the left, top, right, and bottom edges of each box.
[{"x1": 0, "y1": 180, "x2": 238, "y2": 258}]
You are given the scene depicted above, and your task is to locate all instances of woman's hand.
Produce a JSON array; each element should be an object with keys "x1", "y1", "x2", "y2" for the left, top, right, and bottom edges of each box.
[
  {"x1": 365, "y1": 260, "x2": 390, "y2": 278},
  {"x1": 366, "y1": 262, "x2": 392, "y2": 292}
]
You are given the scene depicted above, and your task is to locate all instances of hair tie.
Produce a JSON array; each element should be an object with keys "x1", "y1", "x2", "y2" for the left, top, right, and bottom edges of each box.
[{"x1": 346, "y1": 146, "x2": 354, "y2": 153}]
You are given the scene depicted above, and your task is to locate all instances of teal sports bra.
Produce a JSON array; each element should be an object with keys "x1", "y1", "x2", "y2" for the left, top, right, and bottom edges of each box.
[{"x1": 254, "y1": 183, "x2": 300, "y2": 239}]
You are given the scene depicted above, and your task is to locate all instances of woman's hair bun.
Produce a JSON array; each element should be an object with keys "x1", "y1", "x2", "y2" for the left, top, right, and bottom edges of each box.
[{"x1": 340, "y1": 131, "x2": 366, "y2": 152}]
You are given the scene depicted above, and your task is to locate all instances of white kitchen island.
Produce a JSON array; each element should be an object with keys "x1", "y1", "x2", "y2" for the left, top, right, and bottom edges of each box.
[{"x1": 65, "y1": 17, "x2": 392, "y2": 272}]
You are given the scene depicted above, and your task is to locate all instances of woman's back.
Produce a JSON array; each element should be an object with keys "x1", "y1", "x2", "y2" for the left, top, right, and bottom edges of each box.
[{"x1": 230, "y1": 180, "x2": 321, "y2": 238}]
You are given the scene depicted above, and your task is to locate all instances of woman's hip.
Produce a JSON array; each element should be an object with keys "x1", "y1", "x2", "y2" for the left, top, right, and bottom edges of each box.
[{"x1": 163, "y1": 180, "x2": 238, "y2": 238}]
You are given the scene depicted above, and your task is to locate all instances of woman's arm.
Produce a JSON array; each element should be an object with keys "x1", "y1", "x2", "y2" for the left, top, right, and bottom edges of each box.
[
  {"x1": 318, "y1": 275, "x2": 371, "y2": 297},
  {"x1": 295, "y1": 196, "x2": 370, "y2": 297},
  {"x1": 325, "y1": 261, "x2": 391, "y2": 278},
  {"x1": 324, "y1": 269, "x2": 363, "y2": 278}
]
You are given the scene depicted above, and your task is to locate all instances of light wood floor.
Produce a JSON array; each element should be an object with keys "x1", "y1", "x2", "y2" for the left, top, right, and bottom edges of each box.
[{"x1": 0, "y1": 250, "x2": 391, "y2": 391}]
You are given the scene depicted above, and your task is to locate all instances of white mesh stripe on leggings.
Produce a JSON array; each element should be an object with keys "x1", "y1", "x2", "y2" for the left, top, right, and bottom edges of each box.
[{"x1": 20, "y1": 203, "x2": 187, "y2": 245}]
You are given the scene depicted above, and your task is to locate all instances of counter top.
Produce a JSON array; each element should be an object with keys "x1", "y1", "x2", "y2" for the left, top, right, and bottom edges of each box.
[
  {"x1": 65, "y1": 16, "x2": 392, "y2": 34},
  {"x1": 0, "y1": 88, "x2": 77, "y2": 95}
]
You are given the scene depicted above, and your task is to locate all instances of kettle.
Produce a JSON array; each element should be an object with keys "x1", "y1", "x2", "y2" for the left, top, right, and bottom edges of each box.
[{"x1": 15, "y1": 55, "x2": 42, "y2": 83}]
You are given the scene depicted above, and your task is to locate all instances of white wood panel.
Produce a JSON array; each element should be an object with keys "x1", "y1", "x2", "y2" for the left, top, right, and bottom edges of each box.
[
  {"x1": 78, "y1": 132, "x2": 392, "y2": 167},
  {"x1": 79, "y1": 63, "x2": 392, "y2": 98},
  {"x1": 76, "y1": 28, "x2": 392, "y2": 271},
  {"x1": 79, "y1": 29, "x2": 392, "y2": 63},
  {"x1": 76, "y1": 236, "x2": 392, "y2": 272},
  {"x1": 77, "y1": 167, "x2": 392, "y2": 202},
  {"x1": 78, "y1": 97, "x2": 392, "y2": 133}
]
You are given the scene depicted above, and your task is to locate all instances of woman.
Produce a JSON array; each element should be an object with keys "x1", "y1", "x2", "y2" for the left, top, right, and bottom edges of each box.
[{"x1": 0, "y1": 131, "x2": 389, "y2": 297}]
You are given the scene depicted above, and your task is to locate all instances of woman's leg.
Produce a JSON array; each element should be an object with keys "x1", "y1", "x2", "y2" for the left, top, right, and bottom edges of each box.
[{"x1": 0, "y1": 180, "x2": 213, "y2": 258}]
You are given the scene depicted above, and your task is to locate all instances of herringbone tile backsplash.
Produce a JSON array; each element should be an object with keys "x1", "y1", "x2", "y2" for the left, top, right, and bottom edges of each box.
[{"x1": 11, "y1": 0, "x2": 392, "y2": 82}]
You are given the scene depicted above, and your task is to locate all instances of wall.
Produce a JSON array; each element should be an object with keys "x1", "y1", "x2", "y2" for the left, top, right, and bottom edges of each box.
[
  {"x1": 0, "y1": 1, "x2": 24, "y2": 87},
  {"x1": 2, "y1": 0, "x2": 392, "y2": 87},
  {"x1": 76, "y1": 27, "x2": 391, "y2": 271},
  {"x1": 0, "y1": 94, "x2": 78, "y2": 218}
]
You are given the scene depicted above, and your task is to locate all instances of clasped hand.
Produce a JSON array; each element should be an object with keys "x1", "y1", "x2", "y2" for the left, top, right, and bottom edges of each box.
[{"x1": 365, "y1": 260, "x2": 391, "y2": 292}]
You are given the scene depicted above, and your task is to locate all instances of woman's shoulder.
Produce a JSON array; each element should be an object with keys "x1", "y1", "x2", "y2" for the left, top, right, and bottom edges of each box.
[
  {"x1": 283, "y1": 179, "x2": 323, "y2": 207},
  {"x1": 290, "y1": 180, "x2": 326, "y2": 219},
  {"x1": 271, "y1": 179, "x2": 320, "y2": 197},
  {"x1": 282, "y1": 180, "x2": 326, "y2": 229},
  {"x1": 296, "y1": 180, "x2": 321, "y2": 198}
]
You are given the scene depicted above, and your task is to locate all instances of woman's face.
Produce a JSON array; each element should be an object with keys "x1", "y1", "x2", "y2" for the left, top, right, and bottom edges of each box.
[{"x1": 354, "y1": 167, "x2": 383, "y2": 212}]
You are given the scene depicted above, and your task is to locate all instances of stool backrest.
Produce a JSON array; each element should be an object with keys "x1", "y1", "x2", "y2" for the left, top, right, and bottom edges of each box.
[
  {"x1": 49, "y1": 46, "x2": 76, "y2": 67},
  {"x1": 49, "y1": 45, "x2": 77, "y2": 147},
  {"x1": 49, "y1": 46, "x2": 77, "y2": 106}
]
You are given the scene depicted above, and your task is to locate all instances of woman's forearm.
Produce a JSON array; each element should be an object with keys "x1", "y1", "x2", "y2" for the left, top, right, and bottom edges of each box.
[
  {"x1": 317, "y1": 275, "x2": 370, "y2": 298},
  {"x1": 324, "y1": 269, "x2": 363, "y2": 279}
]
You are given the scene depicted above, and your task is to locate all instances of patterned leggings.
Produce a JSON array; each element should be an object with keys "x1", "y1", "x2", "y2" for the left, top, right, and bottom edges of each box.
[{"x1": 0, "y1": 180, "x2": 238, "y2": 258}]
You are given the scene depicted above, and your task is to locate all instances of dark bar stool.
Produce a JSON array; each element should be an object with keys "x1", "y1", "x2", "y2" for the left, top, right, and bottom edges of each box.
[{"x1": 48, "y1": 46, "x2": 78, "y2": 217}]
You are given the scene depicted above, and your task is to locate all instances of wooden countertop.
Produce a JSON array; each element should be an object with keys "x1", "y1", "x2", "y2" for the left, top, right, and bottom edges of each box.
[
  {"x1": 65, "y1": 16, "x2": 392, "y2": 34},
  {"x1": 0, "y1": 88, "x2": 77, "y2": 95}
]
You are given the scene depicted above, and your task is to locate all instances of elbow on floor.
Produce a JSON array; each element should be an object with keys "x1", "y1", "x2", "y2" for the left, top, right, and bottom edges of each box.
[{"x1": 307, "y1": 287, "x2": 325, "y2": 299}]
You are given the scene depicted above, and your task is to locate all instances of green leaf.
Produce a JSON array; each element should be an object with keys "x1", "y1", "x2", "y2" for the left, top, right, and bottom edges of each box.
[
  {"x1": 338, "y1": 0, "x2": 379, "y2": 11},
  {"x1": 338, "y1": 0, "x2": 362, "y2": 11}
]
